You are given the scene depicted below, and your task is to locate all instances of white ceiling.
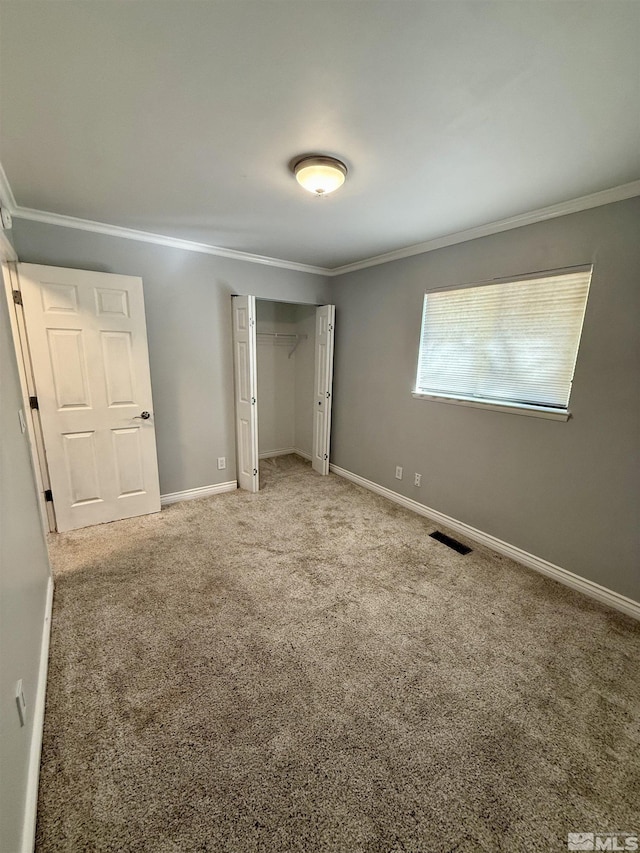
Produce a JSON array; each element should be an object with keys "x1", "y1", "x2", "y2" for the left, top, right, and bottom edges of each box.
[{"x1": 1, "y1": 1, "x2": 638, "y2": 270}]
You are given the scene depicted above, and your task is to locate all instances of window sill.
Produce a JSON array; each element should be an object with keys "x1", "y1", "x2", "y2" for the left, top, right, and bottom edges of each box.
[{"x1": 411, "y1": 392, "x2": 570, "y2": 421}]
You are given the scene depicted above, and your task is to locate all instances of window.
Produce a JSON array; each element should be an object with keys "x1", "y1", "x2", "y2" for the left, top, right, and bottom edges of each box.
[{"x1": 413, "y1": 267, "x2": 592, "y2": 420}]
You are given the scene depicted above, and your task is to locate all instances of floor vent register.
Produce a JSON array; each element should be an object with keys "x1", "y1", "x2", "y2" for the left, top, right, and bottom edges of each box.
[{"x1": 429, "y1": 530, "x2": 472, "y2": 555}]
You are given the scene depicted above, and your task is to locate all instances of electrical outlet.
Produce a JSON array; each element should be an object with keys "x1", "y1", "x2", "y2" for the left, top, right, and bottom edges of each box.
[
  {"x1": 15, "y1": 680, "x2": 26, "y2": 727},
  {"x1": 414, "y1": 473, "x2": 422, "y2": 487},
  {"x1": 395, "y1": 466, "x2": 403, "y2": 480},
  {"x1": 217, "y1": 457, "x2": 226, "y2": 470}
]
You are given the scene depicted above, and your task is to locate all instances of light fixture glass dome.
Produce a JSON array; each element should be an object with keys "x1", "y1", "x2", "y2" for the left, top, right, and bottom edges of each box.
[{"x1": 294, "y1": 156, "x2": 347, "y2": 196}]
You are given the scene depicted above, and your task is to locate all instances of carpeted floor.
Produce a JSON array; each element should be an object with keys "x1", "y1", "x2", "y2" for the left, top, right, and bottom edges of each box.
[{"x1": 38, "y1": 455, "x2": 640, "y2": 852}]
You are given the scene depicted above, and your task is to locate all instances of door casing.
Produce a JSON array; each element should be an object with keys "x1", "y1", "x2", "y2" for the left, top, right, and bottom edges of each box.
[{"x1": 2, "y1": 258, "x2": 54, "y2": 533}]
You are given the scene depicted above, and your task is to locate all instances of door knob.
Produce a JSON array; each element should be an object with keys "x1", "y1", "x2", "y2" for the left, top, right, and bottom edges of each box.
[{"x1": 134, "y1": 411, "x2": 151, "y2": 420}]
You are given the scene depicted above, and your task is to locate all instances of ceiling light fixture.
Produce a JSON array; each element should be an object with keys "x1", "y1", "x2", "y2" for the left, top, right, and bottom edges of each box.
[{"x1": 293, "y1": 155, "x2": 347, "y2": 197}]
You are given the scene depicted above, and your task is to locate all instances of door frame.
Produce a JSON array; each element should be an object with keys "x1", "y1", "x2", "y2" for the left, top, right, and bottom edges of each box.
[
  {"x1": 2, "y1": 258, "x2": 56, "y2": 533},
  {"x1": 232, "y1": 294, "x2": 260, "y2": 493},
  {"x1": 1, "y1": 238, "x2": 56, "y2": 533},
  {"x1": 234, "y1": 296, "x2": 335, "y2": 490},
  {"x1": 312, "y1": 304, "x2": 335, "y2": 476}
]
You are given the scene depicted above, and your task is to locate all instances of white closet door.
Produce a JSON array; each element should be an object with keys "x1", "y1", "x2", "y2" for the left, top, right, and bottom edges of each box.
[
  {"x1": 312, "y1": 304, "x2": 335, "y2": 475},
  {"x1": 18, "y1": 263, "x2": 161, "y2": 532},
  {"x1": 232, "y1": 295, "x2": 259, "y2": 492}
]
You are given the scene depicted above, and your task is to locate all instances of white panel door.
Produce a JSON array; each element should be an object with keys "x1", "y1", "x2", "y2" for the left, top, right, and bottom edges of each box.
[
  {"x1": 18, "y1": 264, "x2": 161, "y2": 531},
  {"x1": 232, "y1": 295, "x2": 259, "y2": 492},
  {"x1": 312, "y1": 304, "x2": 335, "y2": 475}
]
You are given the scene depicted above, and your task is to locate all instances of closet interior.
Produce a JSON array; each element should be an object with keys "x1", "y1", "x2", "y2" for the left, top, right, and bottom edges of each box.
[{"x1": 255, "y1": 299, "x2": 316, "y2": 461}]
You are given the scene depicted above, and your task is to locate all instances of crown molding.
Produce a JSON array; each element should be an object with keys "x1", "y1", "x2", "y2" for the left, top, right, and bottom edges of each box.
[
  {"x1": 2, "y1": 157, "x2": 638, "y2": 278},
  {"x1": 10, "y1": 206, "x2": 331, "y2": 276},
  {"x1": 325, "y1": 180, "x2": 640, "y2": 277},
  {"x1": 0, "y1": 159, "x2": 329, "y2": 275}
]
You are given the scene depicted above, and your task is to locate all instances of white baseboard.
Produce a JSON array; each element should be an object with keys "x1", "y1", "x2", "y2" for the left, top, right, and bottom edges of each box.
[
  {"x1": 259, "y1": 448, "x2": 296, "y2": 459},
  {"x1": 21, "y1": 575, "x2": 54, "y2": 853},
  {"x1": 259, "y1": 448, "x2": 312, "y2": 462},
  {"x1": 330, "y1": 464, "x2": 640, "y2": 621},
  {"x1": 160, "y1": 481, "x2": 237, "y2": 507}
]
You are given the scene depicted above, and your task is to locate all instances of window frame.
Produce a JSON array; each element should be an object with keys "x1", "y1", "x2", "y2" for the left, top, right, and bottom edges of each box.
[{"x1": 412, "y1": 265, "x2": 592, "y2": 421}]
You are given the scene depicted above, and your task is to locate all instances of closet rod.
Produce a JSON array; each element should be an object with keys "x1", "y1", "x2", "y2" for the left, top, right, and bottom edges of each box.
[
  {"x1": 256, "y1": 332, "x2": 308, "y2": 358},
  {"x1": 256, "y1": 332, "x2": 307, "y2": 337}
]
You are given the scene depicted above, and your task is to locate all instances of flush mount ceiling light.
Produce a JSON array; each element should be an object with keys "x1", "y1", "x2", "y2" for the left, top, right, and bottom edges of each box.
[{"x1": 293, "y1": 155, "x2": 347, "y2": 197}]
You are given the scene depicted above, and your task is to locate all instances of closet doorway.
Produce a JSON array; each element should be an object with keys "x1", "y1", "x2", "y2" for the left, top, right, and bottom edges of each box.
[{"x1": 231, "y1": 296, "x2": 335, "y2": 493}]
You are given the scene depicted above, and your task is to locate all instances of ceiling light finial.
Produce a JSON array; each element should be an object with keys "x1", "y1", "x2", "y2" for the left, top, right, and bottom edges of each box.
[{"x1": 294, "y1": 155, "x2": 347, "y2": 197}]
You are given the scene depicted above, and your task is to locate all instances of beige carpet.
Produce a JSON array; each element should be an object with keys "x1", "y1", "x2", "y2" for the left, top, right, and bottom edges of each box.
[{"x1": 38, "y1": 455, "x2": 640, "y2": 852}]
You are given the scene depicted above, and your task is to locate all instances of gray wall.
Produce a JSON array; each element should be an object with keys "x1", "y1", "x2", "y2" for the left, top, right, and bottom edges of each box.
[
  {"x1": 329, "y1": 198, "x2": 640, "y2": 602},
  {"x1": 0, "y1": 267, "x2": 51, "y2": 851},
  {"x1": 10, "y1": 203, "x2": 640, "y2": 604},
  {"x1": 11, "y1": 220, "x2": 330, "y2": 495}
]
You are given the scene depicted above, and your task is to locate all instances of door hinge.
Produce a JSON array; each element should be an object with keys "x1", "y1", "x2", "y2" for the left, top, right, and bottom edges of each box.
[
  {"x1": 326, "y1": 391, "x2": 331, "y2": 399},
  {"x1": 328, "y1": 324, "x2": 333, "y2": 331},
  {"x1": 251, "y1": 397, "x2": 256, "y2": 405},
  {"x1": 253, "y1": 468, "x2": 258, "y2": 476},
  {"x1": 323, "y1": 454, "x2": 328, "y2": 461},
  {"x1": 12, "y1": 290, "x2": 23, "y2": 306},
  {"x1": 29, "y1": 396, "x2": 39, "y2": 410},
  {"x1": 44, "y1": 489, "x2": 53, "y2": 502}
]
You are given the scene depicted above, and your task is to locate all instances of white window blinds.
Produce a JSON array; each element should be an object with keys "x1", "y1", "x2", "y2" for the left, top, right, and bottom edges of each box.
[{"x1": 415, "y1": 268, "x2": 592, "y2": 412}]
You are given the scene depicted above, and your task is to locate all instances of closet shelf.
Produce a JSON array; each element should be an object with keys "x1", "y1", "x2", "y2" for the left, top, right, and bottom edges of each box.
[{"x1": 257, "y1": 332, "x2": 308, "y2": 358}]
